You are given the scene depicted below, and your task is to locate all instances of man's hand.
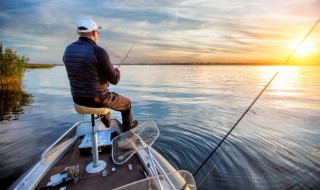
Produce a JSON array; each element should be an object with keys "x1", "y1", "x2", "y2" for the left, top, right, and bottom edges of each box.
[{"x1": 115, "y1": 66, "x2": 121, "y2": 73}]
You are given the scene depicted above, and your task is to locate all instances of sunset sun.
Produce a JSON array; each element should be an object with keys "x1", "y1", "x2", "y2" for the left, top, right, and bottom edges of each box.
[
  {"x1": 295, "y1": 40, "x2": 317, "y2": 57},
  {"x1": 285, "y1": 34, "x2": 320, "y2": 65}
]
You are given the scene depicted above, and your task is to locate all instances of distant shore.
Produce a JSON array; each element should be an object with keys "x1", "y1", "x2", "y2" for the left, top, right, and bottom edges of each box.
[
  {"x1": 120, "y1": 62, "x2": 320, "y2": 66},
  {"x1": 27, "y1": 63, "x2": 55, "y2": 69},
  {"x1": 52, "y1": 62, "x2": 320, "y2": 66},
  {"x1": 120, "y1": 62, "x2": 281, "y2": 66}
]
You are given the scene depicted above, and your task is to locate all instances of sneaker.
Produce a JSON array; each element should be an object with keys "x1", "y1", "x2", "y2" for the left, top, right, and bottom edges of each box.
[
  {"x1": 100, "y1": 116, "x2": 110, "y2": 128},
  {"x1": 130, "y1": 120, "x2": 139, "y2": 130},
  {"x1": 122, "y1": 120, "x2": 139, "y2": 133}
]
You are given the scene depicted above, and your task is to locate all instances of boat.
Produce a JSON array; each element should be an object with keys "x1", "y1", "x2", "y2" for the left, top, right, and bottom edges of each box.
[{"x1": 9, "y1": 106, "x2": 196, "y2": 190}]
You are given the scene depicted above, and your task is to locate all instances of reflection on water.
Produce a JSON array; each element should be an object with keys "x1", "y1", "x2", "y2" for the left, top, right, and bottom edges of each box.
[
  {"x1": 0, "y1": 83, "x2": 32, "y2": 121},
  {"x1": 193, "y1": 66, "x2": 320, "y2": 189},
  {"x1": 269, "y1": 67, "x2": 301, "y2": 96},
  {"x1": 0, "y1": 81, "x2": 32, "y2": 188}
]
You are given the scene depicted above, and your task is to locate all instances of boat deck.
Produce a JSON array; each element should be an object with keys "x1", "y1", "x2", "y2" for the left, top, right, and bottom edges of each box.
[{"x1": 36, "y1": 139, "x2": 146, "y2": 190}]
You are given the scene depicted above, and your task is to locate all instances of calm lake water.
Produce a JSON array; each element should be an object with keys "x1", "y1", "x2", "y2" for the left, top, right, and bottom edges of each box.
[{"x1": 0, "y1": 65, "x2": 319, "y2": 189}]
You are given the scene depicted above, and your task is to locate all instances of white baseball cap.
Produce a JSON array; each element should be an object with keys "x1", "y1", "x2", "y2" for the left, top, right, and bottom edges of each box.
[{"x1": 76, "y1": 18, "x2": 102, "y2": 33}]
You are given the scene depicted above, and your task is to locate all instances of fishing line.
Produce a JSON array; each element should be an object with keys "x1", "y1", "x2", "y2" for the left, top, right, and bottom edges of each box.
[
  {"x1": 119, "y1": 41, "x2": 138, "y2": 66},
  {"x1": 193, "y1": 18, "x2": 320, "y2": 179},
  {"x1": 196, "y1": 146, "x2": 232, "y2": 187}
]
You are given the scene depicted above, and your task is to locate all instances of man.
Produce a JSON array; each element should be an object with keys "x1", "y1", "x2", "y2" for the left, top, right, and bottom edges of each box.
[{"x1": 63, "y1": 18, "x2": 138, "y2": 132}]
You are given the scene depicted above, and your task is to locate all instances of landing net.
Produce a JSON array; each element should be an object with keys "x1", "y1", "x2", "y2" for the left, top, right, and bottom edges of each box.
[{"x1": 112, "y1": 121, "x2": 159, "y2": 165}]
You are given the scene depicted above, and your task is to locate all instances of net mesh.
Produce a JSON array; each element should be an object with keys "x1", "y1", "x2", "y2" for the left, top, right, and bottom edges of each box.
[
  {"x1": 112, "y1": 121, "x2": 159, "y2": 165},
  {"x1": 114, "y1": 170, "x2": 197, "y2": 190}
]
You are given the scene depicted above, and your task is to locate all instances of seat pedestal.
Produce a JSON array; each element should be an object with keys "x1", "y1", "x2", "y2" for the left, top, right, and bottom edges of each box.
[
  {"x1": 86, "y1": 160, "x2": 106, "y2": 173},
  {"x1": 74, "y1": 104, "x2": 110, "y2": 174},
  {"x1": 86, "y1": 128, "x2": 107, "y2": 173}
]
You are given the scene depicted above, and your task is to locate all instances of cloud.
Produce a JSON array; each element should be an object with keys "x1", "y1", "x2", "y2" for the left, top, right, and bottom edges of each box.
[
  {"x1": 12, "y1": 44, "x2": 49, "y2": 51},
  {"x1": 0, "y1": 0, "x2": 319, "y2": 64}
]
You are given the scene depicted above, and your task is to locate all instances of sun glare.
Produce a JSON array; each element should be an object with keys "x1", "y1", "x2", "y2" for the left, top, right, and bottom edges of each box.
[
  {"x1": 270, "y1": 67, "x2": 300, "y2": 96},
  {"x1": 295, "y1": 40, "x2": 317, "y2": 57},
  {"x1": 284, "y1": 36, "x2": 320, "y2": 65}
]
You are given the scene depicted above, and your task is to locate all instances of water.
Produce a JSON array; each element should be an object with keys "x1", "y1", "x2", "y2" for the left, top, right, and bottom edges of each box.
[{"x1": 0, "y1": 65, "x2": 319, "y2": 189}]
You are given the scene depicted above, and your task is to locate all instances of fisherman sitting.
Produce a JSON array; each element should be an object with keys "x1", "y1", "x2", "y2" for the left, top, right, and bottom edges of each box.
[{"x1": 63, "y1": 18, "x2": 138, "y2": 132}]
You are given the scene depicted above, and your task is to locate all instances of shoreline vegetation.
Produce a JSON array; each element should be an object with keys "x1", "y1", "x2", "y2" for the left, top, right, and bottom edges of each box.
[
  {"x1": 1, "y1": 43, "x2": 28, "y2": 88},
  {"x1": 0, "y1": 43, "x2": 54, "y2": 88},
  {"x1": 27, "y1": 63, "x2": 54, "y2": 69}
]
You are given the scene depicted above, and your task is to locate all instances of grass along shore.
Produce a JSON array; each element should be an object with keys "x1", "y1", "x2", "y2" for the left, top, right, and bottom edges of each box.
[{"x1": 26, "y1": 63, "x2": 54, "y2": 68}]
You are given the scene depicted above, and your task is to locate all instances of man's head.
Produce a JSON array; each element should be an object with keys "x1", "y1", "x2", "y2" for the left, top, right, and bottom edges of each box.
[{"x1": 76, "y1": 18, "x2": 102, "y2": 42}]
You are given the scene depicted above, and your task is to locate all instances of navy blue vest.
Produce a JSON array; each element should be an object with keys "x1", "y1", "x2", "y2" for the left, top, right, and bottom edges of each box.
[{"x1": 63, "y1": 39, "x2": 103, "y2": 97}]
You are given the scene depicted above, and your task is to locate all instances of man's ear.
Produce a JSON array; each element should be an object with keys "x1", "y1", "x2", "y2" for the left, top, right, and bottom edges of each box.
[{"x1": 92, "y1": 31, "x2": 97, "y2": 37}]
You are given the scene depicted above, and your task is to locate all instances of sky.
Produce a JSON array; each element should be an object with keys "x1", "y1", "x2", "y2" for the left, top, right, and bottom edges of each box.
[{"x1": 0, "y1": 0, "x2": 319, "y2": 65}]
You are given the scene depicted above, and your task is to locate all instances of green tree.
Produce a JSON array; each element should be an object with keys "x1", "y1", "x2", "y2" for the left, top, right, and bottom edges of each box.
[
  {"x1": 0, "y1": 43, "x2": 32, "y2": 121},
  {"x1": 0, "y1": 43, "x2": 29, "y2": 87}
]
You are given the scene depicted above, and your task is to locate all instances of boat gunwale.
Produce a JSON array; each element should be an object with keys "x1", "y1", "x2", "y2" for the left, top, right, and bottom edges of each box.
[
  {"x1": 41, "y1": 121, "x2": 80, "y2": 160},
  {"x1": 9, "y1": 121, "x2": 82, "y2": 190}
]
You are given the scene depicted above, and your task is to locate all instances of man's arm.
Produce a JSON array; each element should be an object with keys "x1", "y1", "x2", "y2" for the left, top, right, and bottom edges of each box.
[{"x1": 94, "y1": 45, "x2": 120, "y2": 85}]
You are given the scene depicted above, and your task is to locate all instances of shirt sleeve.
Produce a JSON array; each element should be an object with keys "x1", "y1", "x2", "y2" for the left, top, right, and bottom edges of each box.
[{"x1": 93, "y1": 45, "x2": 120, "y2": 85}]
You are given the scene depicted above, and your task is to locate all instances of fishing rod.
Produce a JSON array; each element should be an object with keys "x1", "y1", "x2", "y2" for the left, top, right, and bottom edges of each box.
[
  {"x1": 119, "y1": 41, "x2": 138, "y2": 66},
  {"x1": 193, "y1": 18, "x2": 320, "y2": 178}
]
